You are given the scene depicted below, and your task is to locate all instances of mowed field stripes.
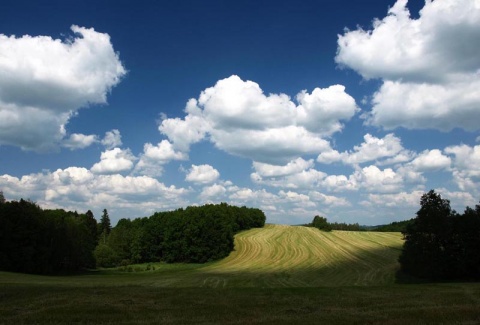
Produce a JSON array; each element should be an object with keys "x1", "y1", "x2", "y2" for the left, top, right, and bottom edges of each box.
[
  {"x1": 201, "y1": 224, "x2": 404, "y2": 287},
  {"x1": 0, "y1": 224, "x2": 404, "y2": 289}
]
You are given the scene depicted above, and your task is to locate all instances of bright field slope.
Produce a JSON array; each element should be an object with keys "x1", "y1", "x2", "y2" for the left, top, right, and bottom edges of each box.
[
  {"x1": 200, "y1": 224, "x2": 403, "y2": 287},
  {"x1": 0, "y1": 224, "x2": 404, "y2": 288}
]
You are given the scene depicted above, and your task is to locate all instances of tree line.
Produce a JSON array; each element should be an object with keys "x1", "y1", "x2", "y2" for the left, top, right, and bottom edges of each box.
[
  {"x1": 0, "y1": 195, "x2": 265, "y2": 274},
  {"x1": 95, "y1": 203, "x2": 266, "y2": 267},
  {"x1": 0, "y1": 199, "x2": 97, "y2": 274},
  {"x1": 306, "y1": 215, "x2": 362, "y2": 231},
  {"x1": 307, "y1": 216, "x2": 414, "y2": 233},
  {"x1": 399, "y1": 190, "x2": 480, "y2": 281}
]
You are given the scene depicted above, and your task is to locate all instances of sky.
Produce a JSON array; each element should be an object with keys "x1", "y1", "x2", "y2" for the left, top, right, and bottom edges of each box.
[{"x1": 1, "y1": 0, "x2": 479, "y2": 226}]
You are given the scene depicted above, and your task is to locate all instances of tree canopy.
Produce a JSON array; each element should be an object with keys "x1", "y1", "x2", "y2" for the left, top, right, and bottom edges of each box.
[
  {"x1": 399, "y1": 190, "x2": 480, "y2": 281},
  {"x1": 0, "y1": 199, "x2": 97, "y2": 274},
  {"x1": 96, "y1": 203, "x2": 266, "y2": 267}
]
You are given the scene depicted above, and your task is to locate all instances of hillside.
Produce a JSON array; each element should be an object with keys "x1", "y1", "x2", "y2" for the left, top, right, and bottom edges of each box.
[
  {"x1": 0, "y1": 224, "x2": 404, "y2": 288},
  {"x1": 201, "y1": 224, "x2": 403, "y2": 287}
]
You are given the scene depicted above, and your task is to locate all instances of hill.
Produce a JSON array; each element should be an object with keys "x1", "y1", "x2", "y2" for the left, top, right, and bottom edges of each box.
[{"x1": 201, "y1": 224, "x2": 403, "y2": 287}]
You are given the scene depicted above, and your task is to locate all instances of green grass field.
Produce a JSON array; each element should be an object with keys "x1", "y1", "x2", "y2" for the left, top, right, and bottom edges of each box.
[{"x1": 1, "y1": 224, "x2": 480, "y2": 324}]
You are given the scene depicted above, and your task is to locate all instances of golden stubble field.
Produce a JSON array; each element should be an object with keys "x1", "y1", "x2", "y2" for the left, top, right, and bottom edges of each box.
[
  {"x1": 200, "y1": 224, "x2": 403, "y2": 287},
  {"x1": 0, "y1": 224, "x2": 404, "y2": 289}
]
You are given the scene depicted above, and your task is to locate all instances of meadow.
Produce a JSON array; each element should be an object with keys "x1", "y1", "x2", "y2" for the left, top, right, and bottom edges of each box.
[{"x1": 1, "y1": 224, "x2": 480, "y2": 324}]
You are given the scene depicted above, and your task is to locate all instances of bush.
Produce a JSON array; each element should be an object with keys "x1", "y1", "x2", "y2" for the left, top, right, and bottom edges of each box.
[{"x1": 94, "y1": 244, "x2": 119, "y2": 268}]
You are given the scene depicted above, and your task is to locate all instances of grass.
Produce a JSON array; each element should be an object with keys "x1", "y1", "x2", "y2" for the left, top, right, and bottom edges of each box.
[{"x1": 1, "y1": 224, "x2": 479, "y2": 324}]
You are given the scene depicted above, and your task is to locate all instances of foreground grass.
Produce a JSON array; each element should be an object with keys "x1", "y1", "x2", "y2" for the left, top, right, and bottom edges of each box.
[{"x1": 1, "y1": 283, "x2": 480, "y2": 324}]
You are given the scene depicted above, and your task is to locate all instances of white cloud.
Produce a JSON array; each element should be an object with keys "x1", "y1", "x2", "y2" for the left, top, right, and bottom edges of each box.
[
  {"x1": 91, "y1": 148, "x2": 136, "y2": 174},
  {"x1": 0, "y1": 25, "x2": 126, "y2": 151},
  {"x1": 0, "y1": 168, "x2": 189, "y2": 222},
  {"x1": 410, "y1": 149, "x2": 451, "y2": 172},
  {"x1": 159, "y1": 114, "x2": 209, "y2": 152},
  {"x1": 101, "y1": 129, "x2": 122, "y2": 149},
  {"x1": 62, "y1": 133, "x2": 98, "y2": 150},
  {"x1": 295, "y1": 85, "x2": 359, "y2": 135},
  {"x1": 396, "y1": 165, "x2": 426, "y2": 185},
  {"x1": 336, "y1": 0, "x2": 480, "y2": 131},
  {"x1": 436, "y1": 188, "x2": 477, "y2": 211},
  {"x1": 365, "y1": 190, "x2": 425, "y2": 208},
  {"x1": 185, "y1": 164, "x2": 220, "y2": 184},
  {"x1": 317, "y1": 133, "x2": 409, "y2": 165},
  {"x1": 369, "y1": 80, "x2": 480, "y2": 131},
  {"x1": 251, "y1": 159, "x2": 326, "y2": 190},
  {"x1": 351, "y1": 165, "x2": 404, "y2": 193},
  {"x1": 252, "y1": 158, "x2": 314, "y2": 177},
  {"x1": 445, "y1": 144, "x2": 480, "y2": 193},
  {"x1": 321, "y1": 174, "x2": 358, "y2": 192},
  {"x1": 134, "y1": 140, "x2": 187, "y2": 177},
  {"x1": 210, "y1": 126, "x2": 331, "y2": 164},
  {"x1": 309, "y1": 191, "x2": 350, "y2": 207},
  {"x1": 199, "y1": 183, "x2": 227, "y2": 199},
  {"x1": 160, "y1": 75, "x2": 356, "y2": 163},
  {"x1": 229, "y1": 188, "x2": 255, "y2": 201},
  {"x1": 319, "y1": 165, "x2": 404, "y2": 194},
  {"x1": 228, "y1": 187, "x2": 278, "y2": 207},
  {"x1": 279, "y1": 190, "x2": 311, "y2": 203}
]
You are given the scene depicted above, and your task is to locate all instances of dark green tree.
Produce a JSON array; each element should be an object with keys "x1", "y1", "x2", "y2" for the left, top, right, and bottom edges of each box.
[
  {"x1": 0, "y1": 200, "x2": 98, "y2": 274},
  {"x1": 399, "y1": 190, "x2": 456, "y2": 280},
  {"x1": 311, "y1": 215, "x2": 332, "y2": 232},
  {"x1": 99, "y1": 209, "x2": 112, "y2": 244},
  {"x1": 0, "y1": 191, "x2": 5, "y2": 204},
  {"x1": 83, "y1": 210, "x2": 98, "y2": 244}
]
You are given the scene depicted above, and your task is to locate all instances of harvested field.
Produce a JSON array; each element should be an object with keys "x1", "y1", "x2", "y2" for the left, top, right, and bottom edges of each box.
[
  {"x1": 201, "y1": 224, "x2": 404, "y2": 287},
  {"x1": 0, "y1": 225, "x2": 403, "y2": 288}
]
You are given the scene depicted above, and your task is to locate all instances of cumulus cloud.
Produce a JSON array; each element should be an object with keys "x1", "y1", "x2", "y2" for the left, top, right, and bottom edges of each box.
[
  {"x1": 91, "y1": 148, "x2": 136, "y2": 174},
  {"x1": 228, "y1": 187, "x2": 278, "y2": 206},
  {"x1": 253, "y1": 158, "x2": 314, "y2": 178},
  {"x1": 321, "y1": 174, "x2": 358, "y2": 192},
  {"x1": 0, "y1": 25, "x2": 126, "y2": 151},
  {"x1": 336, "y1": 0, "x2": 480, "y2": 131},
  {"x1": 309, "y1": 191, "x2": 350, "y2": 207},
  {"x1": 101, "y1": 129, "x2": 122, "y2": 149},
  {"x1": 62, "y1": 133, "x2": 98, "y2": 150},
  {"x1": 159, "y1": 114, "x2": 209, "y2": 152},
  {"x1": 279, "y1": 190, "x2": 312, "y2": 204},
  {"x1": 251, "y1": 158, "x2": 326, "y2": 189},
  {"x1": 199, "y1": 183, "x2": 227, "y2": 200},
  {"x1": 159, "y1": 75, "x2": 357, "y2": 163},
  {"x1": 317, "y1": 133, "x2": 410, "y2": 166},
  {"x1": 445, "y1": 144, "x2": 480, "y2": 193},
  {"x1": 365, "y1": 190, "x2": 425, "y2": 208},
  {"x1": 317, "y1": 165, "x2": 404, "y2": 194},
  {"x1": 351, "y1": 165, "x2": 404, "y2": 193},
  {"x1": 409, "y1": 149, "x2": 451, "y2": 172},
  {"x1": 185, "y1": 164, "x2": 220, "y2": 184},
  {"x1": 0, "y1": 168, "x2": 189, "y2": 222},
  {"x1": 364, "y1": 188, "x2": 476, "y2": 215},
  {"x1": 134, "y1": 140, "x2": 187, "y2": 177}
]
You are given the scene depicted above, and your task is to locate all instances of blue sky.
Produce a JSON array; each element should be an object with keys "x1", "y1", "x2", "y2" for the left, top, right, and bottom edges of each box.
[{"x1": 1, "y1": 0, "x2": 479, "y2": 225}]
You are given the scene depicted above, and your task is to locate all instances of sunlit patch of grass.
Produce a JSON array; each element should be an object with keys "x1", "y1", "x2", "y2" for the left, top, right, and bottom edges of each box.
[{"x1": 202, "y1": 224, "x2": 404, "y2": 287}]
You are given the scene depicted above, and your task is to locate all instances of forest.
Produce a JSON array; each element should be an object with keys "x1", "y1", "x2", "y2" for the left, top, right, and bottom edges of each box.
[
  {"x1": 306, "y1": 215, "x2": 362, "y2": 231},
  {"x1": 0, "y1": 196, "x2": 265, "y2": 274}
]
